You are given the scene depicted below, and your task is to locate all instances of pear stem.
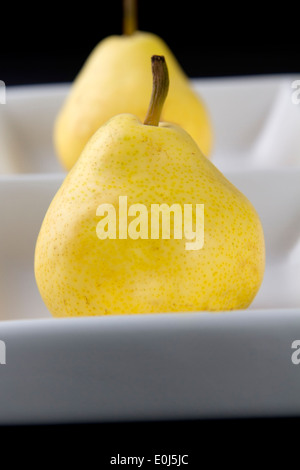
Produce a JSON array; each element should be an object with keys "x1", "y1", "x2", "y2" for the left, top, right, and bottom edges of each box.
[
  {"x1": 123, "y1": 0, "x2": 137, "y2": 35},
  {"x1": 144, "y1": 55, "x2": 169, "y2": 127}
]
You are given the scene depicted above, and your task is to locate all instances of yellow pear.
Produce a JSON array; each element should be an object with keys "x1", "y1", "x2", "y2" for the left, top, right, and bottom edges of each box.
[
  {"x1": 36, "y1": 56, "x2": 264, "y2": 317},
  {"x1": 54, "y1": 2, "x2": 212, "y2": 170}
]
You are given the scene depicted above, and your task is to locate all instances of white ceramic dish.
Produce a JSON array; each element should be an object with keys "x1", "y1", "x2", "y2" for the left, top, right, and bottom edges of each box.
[
  {"x1": 0, "y1": 77, "x2": 300, "y2": 425},
  {"x1": 1, "y1": 74, "x2": 300, "y2": 174}
]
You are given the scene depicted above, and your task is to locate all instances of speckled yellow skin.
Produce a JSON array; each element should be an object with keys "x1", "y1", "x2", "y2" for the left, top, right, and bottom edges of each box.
[
  {"x1": 54, "y1": 32, "x2": 213, "y2": 170},
  {"x1": 35, "y1": 114, "x2": 265, "y2": 317}
]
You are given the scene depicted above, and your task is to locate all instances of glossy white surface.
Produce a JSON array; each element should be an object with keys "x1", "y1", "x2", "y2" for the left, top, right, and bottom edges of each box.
[
  {"x1": 0, "y1": 77, "x2": 299, "y2": 424},
  {"x1": 1, "y1": 75, "x2": 300, "y2": 174}
]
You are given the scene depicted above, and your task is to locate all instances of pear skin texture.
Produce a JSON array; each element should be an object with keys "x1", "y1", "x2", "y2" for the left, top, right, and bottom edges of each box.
[
  {"x1": 35, "y1": 114, "x2": 265, "y2": 317},
  {"x1": 54, "y1": 31, "x2": 213, "y2": 170}
]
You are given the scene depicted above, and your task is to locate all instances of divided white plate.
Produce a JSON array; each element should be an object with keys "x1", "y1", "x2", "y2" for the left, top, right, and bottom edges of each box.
[
  {"x1": 0, "y1": 77, "x2": 299, "y2": 425},
  {"x1": 1, "y1": 74, "x2": 300, "y2": 174}
]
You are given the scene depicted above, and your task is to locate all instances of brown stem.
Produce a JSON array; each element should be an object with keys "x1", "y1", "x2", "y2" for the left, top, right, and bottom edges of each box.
[
  {"x1": 144, "y1": 56, "x2": 169, "y2": 126},
  {"x1": 123, "y1": 0, "x2": 137, "y2": 35}
]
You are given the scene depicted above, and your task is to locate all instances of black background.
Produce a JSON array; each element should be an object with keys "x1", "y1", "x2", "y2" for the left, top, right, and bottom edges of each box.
[
  {"x1": 0, "y1": 416, "x2": 299, "y2": 466},
  {"x1": 1, "y1": 0, "x2": 300, "y2": 464},
  {"x1": 1, "y1": 1, "x2": 300, "y2": 85}
]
